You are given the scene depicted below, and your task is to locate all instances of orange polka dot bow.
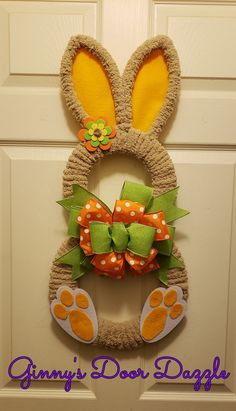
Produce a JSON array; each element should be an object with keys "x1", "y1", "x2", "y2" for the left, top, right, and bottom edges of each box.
[
  {"x1": 78, "y1": 196, "x2": 170, "y2": 279},
  {"x1": 56, "y1": 181, "x2": 189, "y2": 283}
]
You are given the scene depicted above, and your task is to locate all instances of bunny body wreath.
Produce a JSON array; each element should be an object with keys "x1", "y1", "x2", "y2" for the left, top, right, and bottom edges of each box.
[{"x1": 49, "y1": 35, "x2": 189, "y2": 351}]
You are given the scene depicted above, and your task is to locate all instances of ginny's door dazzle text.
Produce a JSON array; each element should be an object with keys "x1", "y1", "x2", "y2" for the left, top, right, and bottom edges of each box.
[{"x1": 8, "y1": 355, "x2": 230, "y2": 392}]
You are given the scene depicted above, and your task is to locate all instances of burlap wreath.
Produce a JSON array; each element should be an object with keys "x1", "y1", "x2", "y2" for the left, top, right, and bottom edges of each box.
[{"x1": 49, "y1": 35, "x2": 188, "y2": 350}]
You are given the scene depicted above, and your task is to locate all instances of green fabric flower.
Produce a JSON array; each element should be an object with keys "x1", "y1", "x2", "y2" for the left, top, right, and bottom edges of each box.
[{"x1": 78, "y1": 117, "x2": 116, "y2": 152}]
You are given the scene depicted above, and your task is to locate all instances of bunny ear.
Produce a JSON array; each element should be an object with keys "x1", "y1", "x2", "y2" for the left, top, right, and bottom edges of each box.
[
  {"x1": 122, "y1": 36, "x2": 180, "y2": 136},
  {"x1": 60, "y1": 35, "x2": 122, "y2": 127}
]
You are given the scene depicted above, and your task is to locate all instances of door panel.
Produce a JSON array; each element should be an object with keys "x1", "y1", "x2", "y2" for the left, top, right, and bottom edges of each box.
[
  {"x1": 0, "y1": 0, "x2": 236, "y2": 410},
  {"x1": 0, "y1": 0, "x2": 99, "y2": 143},
  {"x1": 153, "y1": 2, "x2": 236, "y2": 145}
]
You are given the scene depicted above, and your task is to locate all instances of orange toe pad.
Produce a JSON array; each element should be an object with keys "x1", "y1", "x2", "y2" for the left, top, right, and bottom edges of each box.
[
  {"x1": 76, "y1": 293, "x2": 89, "y2": 309},
  {"x1": 54, "y1": 303, "x2": 68, "y2": 320},
  {"x1": 164, "y1": 288, "x2": 177, "y2": 307},
  {"x1": 149, "y1": 289, "x2": 163, "y2": 307},
  {"x1": 170, "y1": 303, "x2": 184, "y2": 319},
  {"x1": 60, "y1": 289, "x2": 74, "y2": 307}
]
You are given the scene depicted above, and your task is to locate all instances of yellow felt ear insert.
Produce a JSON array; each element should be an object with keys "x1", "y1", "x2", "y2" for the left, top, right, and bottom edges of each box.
[
  {"x1": 72, "y1": 49, "x2": 116, "y2": 126},
  {"x1": 132, "y1": 49, "x2": 169, "y2": 132}
]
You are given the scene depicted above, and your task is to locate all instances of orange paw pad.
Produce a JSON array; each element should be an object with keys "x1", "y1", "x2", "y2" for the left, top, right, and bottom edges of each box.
[
  {"x1": 164, "y1": 288, "x2": 177, "y2": 307},
  {"x1": 142, "y1": 307, "x2": 167, "y2": 341},
  {"x1": 76, "y1": 293, "x2": 89, "y2": 309},
  {"x1": 54, "y1": 303, "x2": 68, "y2": 320},
  {"x1": 149, "y1": 289, "x2": 163, "y2": 307},
  {"x1": 69, "y1": 309, "x2": 94, "y2": 341},
  {"x1": 170, "y1": 303, "x2": 183, "y2": 319},
  {"x1": 60, "y1": 289, "x2": 74, "y2": 307}
]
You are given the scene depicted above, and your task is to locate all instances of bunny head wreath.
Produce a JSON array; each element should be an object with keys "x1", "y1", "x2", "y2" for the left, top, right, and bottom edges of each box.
[{"x1": 49, "y1": 35, "x2": 189, "y2": 351}]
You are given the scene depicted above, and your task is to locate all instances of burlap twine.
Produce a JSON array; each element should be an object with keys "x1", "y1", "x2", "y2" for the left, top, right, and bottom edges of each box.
[{"x1": 49, "y1": 35, "x2": 188, "y2": 350}]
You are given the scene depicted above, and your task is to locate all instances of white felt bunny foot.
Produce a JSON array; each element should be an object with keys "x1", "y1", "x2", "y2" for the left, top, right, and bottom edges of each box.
[
  {"x1": 140, "y1": 286, "x2": 187, "y2": 343},
  {"x1": 51, "y1": 286, "x2": 98, "y2": 343}
]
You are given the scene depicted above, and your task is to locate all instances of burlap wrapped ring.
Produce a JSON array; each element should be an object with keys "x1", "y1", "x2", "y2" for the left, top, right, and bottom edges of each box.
[{"x1": 49, "y1": 35, "x2": 188, "y2": 350}]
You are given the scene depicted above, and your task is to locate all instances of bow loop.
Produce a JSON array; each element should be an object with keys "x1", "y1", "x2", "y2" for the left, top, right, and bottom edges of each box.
[
  {"x1": 127, "y1": 223, "x2": 156, "y2": 258},
  {"x1": 113, "y1": 200, "x2": 144, "y2": 224},
  {"x1": 91, "y1": 251, "x2": 125, "y2": 279},
  {"x1": 125, "y1": 248, "x2": 159, "y2": 275},
  {"x1": 78, "y1": 198, "x2": 112, "y2": 228},
  {"x1": 140, "y1": 211, "x2": 170, "y2": 241},
  {"x1": 89, "y1": 222, "x2": 112, "y2": 254},
  {"x1": 120, "y1": 181, "x2": 153, "y2": 207}
]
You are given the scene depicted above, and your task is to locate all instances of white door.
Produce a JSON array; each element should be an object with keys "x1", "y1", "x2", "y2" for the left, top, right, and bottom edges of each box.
[{"x1": 0, "y1": 1, "x2": 236, "y2": 410}]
